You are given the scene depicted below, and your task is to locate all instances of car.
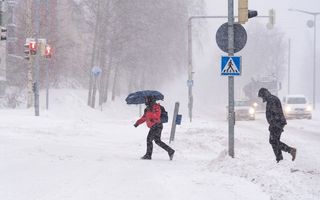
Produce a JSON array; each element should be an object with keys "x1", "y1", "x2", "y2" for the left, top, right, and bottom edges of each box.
[
  {"x1": 282, "y1": 95, "x2": 312, "y2": 119},
  {"x1": 227, "y1": 100, "x2": 255, "y2": 121}
]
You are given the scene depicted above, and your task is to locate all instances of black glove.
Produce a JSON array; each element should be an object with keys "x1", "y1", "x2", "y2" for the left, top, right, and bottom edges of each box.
[{"x1": 134, "y1": 123, "x2": 138, "y2": 128}]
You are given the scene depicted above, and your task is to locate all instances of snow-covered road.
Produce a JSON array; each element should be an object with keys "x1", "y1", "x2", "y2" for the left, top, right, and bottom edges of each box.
[{"x1": 0, "y1": 90, "x2": 319, "y2": 200}]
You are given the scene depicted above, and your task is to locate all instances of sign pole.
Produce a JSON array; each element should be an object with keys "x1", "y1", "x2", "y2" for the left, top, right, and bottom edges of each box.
[
  {"x1": 91, "y1": 66, "x2": 102, "y2": 108},
  {"x1": 228, "y1": 0, "x2": 235, "y2": 158},
  {"x1": 170, "y1": 102, "x2": 180, "y2": 143}
]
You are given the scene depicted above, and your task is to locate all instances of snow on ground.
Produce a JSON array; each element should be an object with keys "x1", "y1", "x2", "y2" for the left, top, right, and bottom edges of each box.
[{"x1": 0, "y1": 89, "x2": 319, "y2": 200}]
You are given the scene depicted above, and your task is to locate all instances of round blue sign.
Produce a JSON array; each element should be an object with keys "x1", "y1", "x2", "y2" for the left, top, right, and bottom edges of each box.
[{"x1": 91, "y1": 66, "x2": 102, "y2": 76}]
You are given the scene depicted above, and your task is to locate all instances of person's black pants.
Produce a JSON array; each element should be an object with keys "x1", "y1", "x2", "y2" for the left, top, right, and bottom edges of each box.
[
  {"x1": 269, "y1": 125, "x2": 292, "y2": 162},
  {"x1": 145, "y1": 123, "x2": 174, "y2": 157}
]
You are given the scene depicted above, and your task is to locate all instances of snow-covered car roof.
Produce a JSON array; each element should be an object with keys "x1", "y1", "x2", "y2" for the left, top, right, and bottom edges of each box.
[
  {"x1": 234, "y1": 100, "x2": 251, "y2": 107},
  {"x1": 284, "y1": 94, "x2": 307, "y2": 98}
]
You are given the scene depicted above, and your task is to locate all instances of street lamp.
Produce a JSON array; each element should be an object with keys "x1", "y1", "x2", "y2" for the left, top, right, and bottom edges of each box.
[
  {"x1": 187, "y1": 15, "x2": 226, "y2": 122},
  {"x1": 289, "y1": 8, "x2": 320, "y2": 110}
]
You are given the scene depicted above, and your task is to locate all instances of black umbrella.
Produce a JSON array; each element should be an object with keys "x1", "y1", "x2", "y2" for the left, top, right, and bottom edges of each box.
[{"x1": 125, "y1": 90, "x2": 164, "y2": 105}]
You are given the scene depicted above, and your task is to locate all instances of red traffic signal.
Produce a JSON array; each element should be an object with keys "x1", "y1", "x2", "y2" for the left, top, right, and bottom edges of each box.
[
  {"x1": 44, "y1": 45, "x2": 52, "y2": 58},
  {"x1": 29, "y1": 41, "x2": 37, "y2": 55}
]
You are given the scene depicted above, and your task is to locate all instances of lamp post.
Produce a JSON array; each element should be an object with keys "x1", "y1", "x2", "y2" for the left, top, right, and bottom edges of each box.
[
  {"x1": 289, "y1": 9, "x2": 320, "y2": 110},
  {"x1": 187, "y1": 15, "x2": 226, "y2": 122}
]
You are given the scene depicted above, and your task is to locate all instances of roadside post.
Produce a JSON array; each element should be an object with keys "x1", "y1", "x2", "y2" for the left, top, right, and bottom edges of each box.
[
  {"x1": 227, "y1": 0, "x2": 236, "y2": 158},
  {"x1": 169, "y1": 102, "x2": 181, "y2": 143},
  {"x1": 91, "y1": 66, "x2": 102, "y2": 108}
]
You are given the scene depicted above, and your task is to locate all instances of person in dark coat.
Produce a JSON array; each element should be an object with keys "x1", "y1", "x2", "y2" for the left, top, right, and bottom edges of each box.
[
  {"x1": 134, "y1": 96, "x2": 175, "y2": 160},
  {"x1": 258, "y1": 88, "x2": 297, "y2": 163}
]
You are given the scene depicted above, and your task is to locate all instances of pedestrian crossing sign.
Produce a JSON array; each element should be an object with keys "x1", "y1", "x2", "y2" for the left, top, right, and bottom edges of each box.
[{"x1": 221, "y1": 56, "x2": 241, "y2": 76}]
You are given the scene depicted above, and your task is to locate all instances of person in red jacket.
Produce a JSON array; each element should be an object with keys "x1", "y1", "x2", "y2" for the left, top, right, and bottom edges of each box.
[{"x1": 134, "y1": 96, "x2": 175, "y2": 160}]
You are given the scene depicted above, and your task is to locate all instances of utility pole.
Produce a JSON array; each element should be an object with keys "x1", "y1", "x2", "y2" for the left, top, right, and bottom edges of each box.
[
  {"x1": 26, "y1": 0, "x2": 33, "y2": 108},
  {"x1": 227, "y1": 0, "x2": 235, "y2": 158}
]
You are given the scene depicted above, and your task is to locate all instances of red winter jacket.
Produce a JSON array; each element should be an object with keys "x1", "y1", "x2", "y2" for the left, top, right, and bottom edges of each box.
[{"x1": 135, "y1": 103, "x2": 161, "y2": 128}]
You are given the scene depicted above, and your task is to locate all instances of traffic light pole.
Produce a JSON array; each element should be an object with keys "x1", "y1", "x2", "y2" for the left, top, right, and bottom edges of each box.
[
  {"x1": 26, "y1": 0, "x2": 33, "y2": 108},
  {"x1": 188, "y1": 15, "x2": 226, "y2": 122},
  {"x1": 45, "y1": 0, "x2": 50, "y2": 110},
  {"x1": 34, "y1": 0, "x2": 40, "y2": 116}
]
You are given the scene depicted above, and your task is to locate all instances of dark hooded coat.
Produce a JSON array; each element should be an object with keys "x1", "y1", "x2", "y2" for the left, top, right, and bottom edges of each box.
[
  {"x1": 258, "y1": 88, "x2": 293, "y2": 162},
  {"x1": 259, "y1": 88, "x2": 287, "y2": 129}
]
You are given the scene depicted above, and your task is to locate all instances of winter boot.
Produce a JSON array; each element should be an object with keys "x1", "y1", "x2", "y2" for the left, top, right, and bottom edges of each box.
[
  {"x1": 141, "y1": 154, "x2": 152, "y2": 160},
  {"x1": 276, "y1": 158, "x2": 283, "y2": 163},
  {"x1": 168, "y1": 150, "x2": 175, "y2": 161},
  {"x1": 290, "y1": 148, "x2": 297, "y2": 161}
]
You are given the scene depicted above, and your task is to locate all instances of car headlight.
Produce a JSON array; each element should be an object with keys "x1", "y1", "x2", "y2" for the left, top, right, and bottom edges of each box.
[
  {"x1": 285, "y1": 106, "x2": 292, "y2": 113},
  {"x1": 249, "y1": 107, "x2": 255, "y2": 115},
  {"x1": 306, "y1": 105, "x2": 312, "y2": 111},
  {"x1": 253, "y1": 102, "x2": 258, "y2": 108}
]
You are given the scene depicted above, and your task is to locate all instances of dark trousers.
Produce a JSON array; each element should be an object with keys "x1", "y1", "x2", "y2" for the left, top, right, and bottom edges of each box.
[
  {"x1": 145, "y1": 123, "x2": 174, "y2": 157},
  {"x1": 269, "y1": 125, "x2": 292, "y2": 161}
]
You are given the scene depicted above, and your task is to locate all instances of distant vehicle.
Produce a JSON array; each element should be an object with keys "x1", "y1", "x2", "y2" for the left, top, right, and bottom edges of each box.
[
  {"x1": 227, "y1": 100, "x2": 255, "y2": 121},
  {"x1": 243, "y1": 76, "x2": 281, "y2": 112},
  {"x1": 282, "y1": 95, "x2": 312, "y2": 119}
]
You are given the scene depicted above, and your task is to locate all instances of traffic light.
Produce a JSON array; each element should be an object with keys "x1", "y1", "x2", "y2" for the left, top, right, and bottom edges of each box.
[
  {"x1": 24, "y1": 43, "x2": 30, "y2": 60},
  {"x1": 32, "y1": 82, "x2": 36, "y2": 93},
  {"x1": 238, "y1": 0, "x2": 248, "y2": 24},
  {"x1": 267, "y1": 9, "x2": 276, "y2": 29},
  {"x1": 248, "y1": 10, "x2": 258, "y2": 19},
  {"x1": 29, "y1": 41, "x2": 37, "y2": 55},
  {"x1": 44, "y1": 45, "x2": 52, "y2": 58},
  {"x1": 0, "y1": 26, "x2": 6, "y2": 40},
  {"x1": 238, "y1": 0, "x2": 258, "y2": 24}
]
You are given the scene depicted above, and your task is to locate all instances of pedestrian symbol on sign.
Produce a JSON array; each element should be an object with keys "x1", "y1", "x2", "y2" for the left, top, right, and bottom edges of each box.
[
  {"x1": 221, "y1": 56, "x2": 241, "y2": 76},
  {"x1": 223, "y1": 59, "x2": 239, "y2": 73}
]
